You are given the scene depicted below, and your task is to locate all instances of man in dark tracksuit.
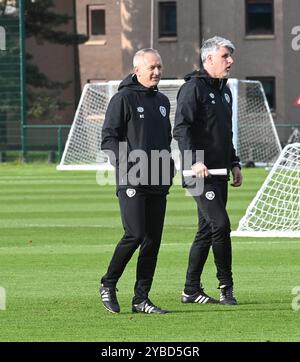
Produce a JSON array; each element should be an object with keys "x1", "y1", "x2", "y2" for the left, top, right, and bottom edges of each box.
[
  {"x1": 173, "y1": 36, "x2": 243, "y2": 305},
  {"x1": 99, "y1": 49, "x2": 174, "y2": 314}
]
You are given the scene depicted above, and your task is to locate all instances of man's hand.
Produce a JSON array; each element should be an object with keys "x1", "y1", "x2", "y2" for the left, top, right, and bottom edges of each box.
[
  {"x1": 231, "y1": 166, "x2": 243, "y2": 187},
  {"x1": 191, "y1": 162, "x2": 209, "y2": 177}
]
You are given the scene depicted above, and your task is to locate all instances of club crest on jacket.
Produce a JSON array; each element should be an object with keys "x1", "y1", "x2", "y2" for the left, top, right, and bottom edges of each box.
[
  {"x1": 205, "y1": 191, "x2": 215, "y2": 200},
  {"x1": 126, "y1": 188, "x2": 136, "y2": 198},
  {"x1": 159, "y1": 106, "x2": 166, "y2": 117},
  {"x1": 224, "y1": 93, "x2": 231, "y2": 103}
]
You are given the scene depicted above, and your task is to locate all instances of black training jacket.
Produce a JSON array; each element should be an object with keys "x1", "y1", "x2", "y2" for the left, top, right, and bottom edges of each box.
[
  {"x1": 101, "y1": 74, "x2": 174, "y2": 194},
  {"x1": 173, "y1": 69, "x2": 240, "y2": 178}
]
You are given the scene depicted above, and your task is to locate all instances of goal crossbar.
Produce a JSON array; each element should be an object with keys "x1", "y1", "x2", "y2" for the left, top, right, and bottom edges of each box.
[
  {"x1": 57, "y1": 79, "x2": 282, "y2": 171},
  {"x1": 231, "y1": 231, "x2": 300, "y2": 238}
]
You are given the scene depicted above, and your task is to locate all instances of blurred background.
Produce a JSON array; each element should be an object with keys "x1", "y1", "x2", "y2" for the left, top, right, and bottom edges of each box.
[{"x1": 0, "y1": 0, "x2": 299, "y2": 163}]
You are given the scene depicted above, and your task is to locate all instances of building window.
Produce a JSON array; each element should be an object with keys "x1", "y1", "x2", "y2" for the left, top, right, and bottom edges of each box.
[
  {"x1": 88, "y1": 5, "x2": 105, "y2": 37},
  {"x1": 247, "y1": 77, "x2": 276, "y2": 111},
  {"x1": 245, "y1": 0, "x2": 274, "y2": 35},
  {"x1": 159, "y1": 2, "x2": 177, "y2": 37}
]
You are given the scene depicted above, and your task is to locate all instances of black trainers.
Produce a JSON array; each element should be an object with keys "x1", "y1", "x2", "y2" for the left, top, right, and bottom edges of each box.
[
  {"x1": 219, "y1": 285, "x2": 237, "y2": 305},
  {"x1": 100, "y1": 285, "x2": 120, "y2": 313},
  {"x1": 181, "y1": 289, "x2": 219, "y2": 304},
  {"x1": 132, "y1": 299, "x2": 169, "y2": 314}
]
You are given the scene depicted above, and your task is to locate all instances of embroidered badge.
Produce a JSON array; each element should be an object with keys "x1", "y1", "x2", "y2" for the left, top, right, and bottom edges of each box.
[
  {"x1": 224, "y1": 93, "x2": 231, "y2": 103},
  {"x1": 205, "y1": 191, "x2": 215, "y2": 200},
  {"x1": 126, "y1": 188, "x2": 136, "y2": 198},
  {"x1": 159, "y1": 106, "x2": 166, "y2": 117}
]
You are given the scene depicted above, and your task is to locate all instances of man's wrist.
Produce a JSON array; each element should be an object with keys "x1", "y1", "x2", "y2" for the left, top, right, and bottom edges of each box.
[{"x1": 231, "y1": 162, "x2": 241, "y2": 170}]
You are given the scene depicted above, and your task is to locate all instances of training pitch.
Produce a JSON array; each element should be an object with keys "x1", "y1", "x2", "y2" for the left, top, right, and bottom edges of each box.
[{"x1": 0, "y1": 164, "x2": 300, "y2": 342}]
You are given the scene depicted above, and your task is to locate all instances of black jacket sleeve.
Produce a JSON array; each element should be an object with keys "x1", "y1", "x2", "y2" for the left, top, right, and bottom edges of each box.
[
  {"x1": 231, "y1": 143, "x2": 241, "y2": 169},
  {"x1": 173, "y1": 82, "x2": 200, "y2": 166},
  {"x1": 101, "y1": 93, "x2": 129, "y2": 167}
]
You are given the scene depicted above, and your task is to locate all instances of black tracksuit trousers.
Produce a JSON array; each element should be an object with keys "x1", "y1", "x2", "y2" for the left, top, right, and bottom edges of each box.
[
  {"x1": 184, "y1": 178, "x2": 233, "y2": 294},
  {"x1": 101, "y1": 188, "x2": 167, "y2": 304}
]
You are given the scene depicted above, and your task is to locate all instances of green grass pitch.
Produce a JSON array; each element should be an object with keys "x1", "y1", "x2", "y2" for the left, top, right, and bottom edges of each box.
[{"x1": 0, "y1": 164, "x2": 300, "y2": 342}]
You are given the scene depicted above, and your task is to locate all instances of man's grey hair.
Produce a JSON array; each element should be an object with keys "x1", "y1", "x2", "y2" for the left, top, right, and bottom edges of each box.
[
  {"x1": 133, "y1": 48, "x2": 161, "y2": 67},
  {"x1": 201, "y1": 36, "x2": 235, "y2": 64}
]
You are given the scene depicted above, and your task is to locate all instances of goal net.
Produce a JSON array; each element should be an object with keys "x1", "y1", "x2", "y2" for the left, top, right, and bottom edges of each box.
[
  {"x1": 230, "y1": 80, "x2": 281, "y2": 166},
  {"x1": 231, "y1": 143, "x2": 300, "y2": 238},
  {"x1": 57, "y1": 79, "x2": 281, "y2": 171}
]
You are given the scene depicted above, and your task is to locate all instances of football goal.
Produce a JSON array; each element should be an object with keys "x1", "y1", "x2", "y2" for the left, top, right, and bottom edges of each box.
[
  {"x1": 231, "y1": 143, "x2": 300, "y2": 238},
  {"x1": 56, "y1": 79, "x2": 281, "y2": 171}
]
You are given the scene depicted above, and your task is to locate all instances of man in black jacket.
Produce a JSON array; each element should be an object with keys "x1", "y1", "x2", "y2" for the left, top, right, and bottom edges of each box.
[
  {"x1": 174, "y1": 36, "x2": 243, "y2": 305},
  {"x1": 99, "y1": 49, "x2": 174, "y2": 314}
]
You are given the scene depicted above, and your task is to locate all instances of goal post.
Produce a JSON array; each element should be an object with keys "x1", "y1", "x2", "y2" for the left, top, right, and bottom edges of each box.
[
  {"x1": 230, "y1": 79, "x2": 282, "y2": 166},
  {"x1": 56, "y1": 83, "x2": 117, "y2": 171},
  {"x1": 56, "y1": 79, "x2": 281, "y2": 171},
  {"x1": 56, "y1": 80, "x2": 184, "y2": 171},
  {"x1": 231, "y1": 143, "x2": 300, "y2": 238}
]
